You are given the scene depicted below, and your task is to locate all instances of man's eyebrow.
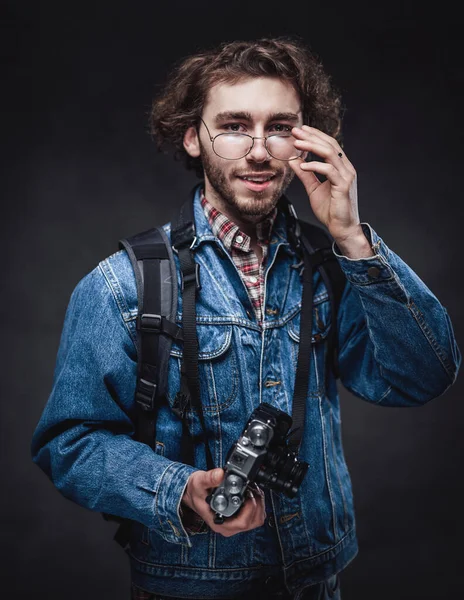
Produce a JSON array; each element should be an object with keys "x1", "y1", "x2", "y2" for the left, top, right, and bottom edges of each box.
[
  {"x1": 214, "y1": 111, "x2": 300, "y2": 124},
  {"x1": 214, "y1": 111, "x2": 253, "y2": 123},
  {"x1": 268, "y1": 112, "x2": 301, "y2": 122}
]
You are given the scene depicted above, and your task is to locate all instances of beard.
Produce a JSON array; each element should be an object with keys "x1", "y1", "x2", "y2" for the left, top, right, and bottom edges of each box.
[{"x1": 199, "y1": 141, "x2": 295, "y2": 224}]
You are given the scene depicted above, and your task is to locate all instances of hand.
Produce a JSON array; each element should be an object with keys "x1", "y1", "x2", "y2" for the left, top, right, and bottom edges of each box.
[
  {"x1": 181, "y1": 468, "x2": 267, "y2": 537},
  {"x1": 289, "y1": 125, "x2": 361, "y2": 245}
]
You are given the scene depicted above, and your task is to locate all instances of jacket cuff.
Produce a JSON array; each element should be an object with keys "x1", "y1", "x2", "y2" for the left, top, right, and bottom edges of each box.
[
  {"x1": 332, "y1": 222, "x2": 396, "y2": 286},
  {"x1": 154, "y1": 461, "x2": 200, "y2": 548}
]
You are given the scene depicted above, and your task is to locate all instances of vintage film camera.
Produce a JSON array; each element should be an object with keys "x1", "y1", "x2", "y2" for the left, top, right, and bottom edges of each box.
[{"x1": 205, "y1": 402, "x2": 309, "y2": 524}]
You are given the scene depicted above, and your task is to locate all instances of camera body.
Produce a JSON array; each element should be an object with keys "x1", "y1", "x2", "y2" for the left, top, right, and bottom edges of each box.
[{"x1": 205, "y1": 402, "x2": 309, "y2": 524}]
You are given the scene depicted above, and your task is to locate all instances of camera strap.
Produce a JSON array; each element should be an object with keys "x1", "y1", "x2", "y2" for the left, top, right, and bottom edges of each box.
[{"x1": 171, "y1": 191, "x2": 347, "y2": 462}]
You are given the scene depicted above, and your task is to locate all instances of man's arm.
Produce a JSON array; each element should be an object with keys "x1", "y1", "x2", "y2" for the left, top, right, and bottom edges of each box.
[
  {"x1": 31, "y1": 263, "x2": 199, "y2": 547},
  {"x1": 335, "y1": 223, "x2": 461, "y2": 406}
]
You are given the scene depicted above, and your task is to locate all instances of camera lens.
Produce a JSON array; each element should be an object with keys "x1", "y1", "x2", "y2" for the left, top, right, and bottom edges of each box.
[
  {"x1": 283, "y1": 460, "x2": 309, "y2": 497},
  {"x1": 256, "y1": 448, "x2": 309, "y2": 498}
]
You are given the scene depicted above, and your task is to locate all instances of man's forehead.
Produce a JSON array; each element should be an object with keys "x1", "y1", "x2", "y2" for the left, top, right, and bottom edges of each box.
[{"x1": 203, "y1": 77, "x2": 302, "y2": 119}]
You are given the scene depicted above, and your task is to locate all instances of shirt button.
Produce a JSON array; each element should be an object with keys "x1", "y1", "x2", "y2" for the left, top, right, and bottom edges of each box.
[
  {"x1": 267, "y1": 514, "x2": 275, "y2": 528},
  {"x1": 367, "y1": 266, "x2": 381, "y2": 278},
  {"x1": 248, "y1": 276, "x2": 258, "y2": 284},
  {"x1": 236, "y1": 235, "x2": 244, "y2": 244}
]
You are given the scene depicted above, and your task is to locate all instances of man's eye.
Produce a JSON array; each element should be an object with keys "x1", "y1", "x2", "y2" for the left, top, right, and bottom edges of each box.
[
  {"x1": 223, "y1": 123, "x2": 245, "y2": 132},
  {"x1": 270, "y1": 124, "x2": 292, "y2": 133}
]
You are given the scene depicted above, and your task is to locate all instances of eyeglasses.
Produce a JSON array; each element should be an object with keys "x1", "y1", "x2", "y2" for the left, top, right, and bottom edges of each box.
[{"x1": 199, "y1": 117, "x2": 304, "y2": 161}]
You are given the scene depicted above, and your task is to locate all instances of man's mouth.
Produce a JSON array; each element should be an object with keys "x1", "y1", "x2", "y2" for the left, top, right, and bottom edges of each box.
[{"x1": 236, "y1": 173, "x2": 277, "y2": 191}]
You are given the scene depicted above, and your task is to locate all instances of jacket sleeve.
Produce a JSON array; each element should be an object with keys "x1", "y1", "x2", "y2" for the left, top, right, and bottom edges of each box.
[
  {"x1": 31, "y1": 262, "x2": 199, "y2": 548},
  {"x1": 334, "y1": 223, "x2": 461, "y2": 406}
]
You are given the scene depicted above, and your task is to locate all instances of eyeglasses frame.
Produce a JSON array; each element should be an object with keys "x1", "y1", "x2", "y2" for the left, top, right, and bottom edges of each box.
[{"x1": 198, "y1": 117, "x2": 304, "y2": 162}]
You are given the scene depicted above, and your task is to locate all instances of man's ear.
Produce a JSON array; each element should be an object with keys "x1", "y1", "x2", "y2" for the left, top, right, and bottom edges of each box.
[{"x1": 183, "y1": 126, "x2": 201, "y2": 158}]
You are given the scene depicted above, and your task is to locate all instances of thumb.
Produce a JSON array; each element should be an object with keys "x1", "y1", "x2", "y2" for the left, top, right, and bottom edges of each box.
[
  {"x1": 289, "y1": 156, "x2": 321, "y2": 194},
  {"x1": 210, "y1": 468, "x2": 224, "y2": 486}
]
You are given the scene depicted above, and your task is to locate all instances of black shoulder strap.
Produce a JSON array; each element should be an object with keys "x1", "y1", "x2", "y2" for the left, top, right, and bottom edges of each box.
[
  {"x1": 278, "y1": 196, "x2": 347, "y2": 454},
  {"x1": 171, "y1": 192, "x2": 215, "y2": 474},
  {"x1": 119, "y1": 225, "x2": 182, "y2": 434},
  {"x1": 102, "y1": 225, "x2": 182, "y2": 549},
  {"x1": 298, "y1": 219, "x2": 347, "y2": 382},
  {"x1": 278, "y1": 196, "x2": 347, "y2": 380}
]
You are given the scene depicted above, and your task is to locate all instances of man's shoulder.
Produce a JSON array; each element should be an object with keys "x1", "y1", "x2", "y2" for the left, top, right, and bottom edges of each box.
[{"x1": 95, "y1": 221, "x2": 173, "y2": 314}]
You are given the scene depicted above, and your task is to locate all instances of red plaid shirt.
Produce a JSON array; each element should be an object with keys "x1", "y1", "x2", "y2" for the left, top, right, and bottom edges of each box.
[
  {"x1": 200, "y1": 192, "x2": 277, "y2": 324},
  {"x1": 178, "y1": 192, "x2": 278, "y2": 536}
]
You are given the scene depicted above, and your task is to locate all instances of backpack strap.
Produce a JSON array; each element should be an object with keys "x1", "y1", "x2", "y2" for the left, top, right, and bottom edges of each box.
[
  {"x1": 102, "y1": 225, "x2": 182, "y2": 549},
  {"x1": 278, "y1": 196, "x2": 347, "y2": 454},
  {"x1": 171, "y1": 192, "x2": 216, "y2": 473},
  {"x1": 298, "y1": 219, "x2": 347, "y2": 382},
  {"x1": 278, "y1": 196, "x2": 347, "y2": 380},
  {"x1": 119, "y1": 225, "x2": 182, "y2": 439}
]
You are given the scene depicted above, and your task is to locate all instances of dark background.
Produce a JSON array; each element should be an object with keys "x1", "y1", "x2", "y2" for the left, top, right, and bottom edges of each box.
[{"x1": 3, "y1": 1, "x2": 463, "y2": 599}]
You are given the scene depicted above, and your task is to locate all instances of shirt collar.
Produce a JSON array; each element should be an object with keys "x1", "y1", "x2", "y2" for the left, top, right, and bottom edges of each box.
[
  {"x1": 200, "y1": 189, "x2": 278, "y2": 253},
  {"x1": 188, "y1": 183, "x2": 293, "y2": 254}
]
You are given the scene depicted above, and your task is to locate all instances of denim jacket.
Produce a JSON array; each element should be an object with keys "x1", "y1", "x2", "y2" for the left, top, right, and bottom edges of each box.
[{"x1": 31, "y1": 184, "x2": 461, "y2": 598}]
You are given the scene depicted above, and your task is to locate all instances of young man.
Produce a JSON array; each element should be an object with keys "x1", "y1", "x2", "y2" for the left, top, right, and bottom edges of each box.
[{"x1": 31, "y1": 38, "x2": 461, "y2": 600}]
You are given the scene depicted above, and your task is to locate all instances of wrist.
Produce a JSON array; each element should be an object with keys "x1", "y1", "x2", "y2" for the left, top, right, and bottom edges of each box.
[{"x1": 333, "y1": 225, "x2": 375, "y2": 259}]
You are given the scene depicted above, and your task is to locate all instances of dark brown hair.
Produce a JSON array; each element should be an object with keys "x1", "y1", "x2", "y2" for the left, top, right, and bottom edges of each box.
[{"x1": 149, "y1": 36, "x2": 343, "y2": 177}]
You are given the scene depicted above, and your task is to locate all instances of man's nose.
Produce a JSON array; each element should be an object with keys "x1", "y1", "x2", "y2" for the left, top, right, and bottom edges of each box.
[{"x1": 246, "y1": 137, "x2": 271, "y2": 163}]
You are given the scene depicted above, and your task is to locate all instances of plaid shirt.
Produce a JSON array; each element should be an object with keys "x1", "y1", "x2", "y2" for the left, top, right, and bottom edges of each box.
[
  {"x1": 201, "y1": 192, "x2": 278, "y2": 324},
  {"x1": 178, "y1": 192, "x2": 278, "y2": 536}
]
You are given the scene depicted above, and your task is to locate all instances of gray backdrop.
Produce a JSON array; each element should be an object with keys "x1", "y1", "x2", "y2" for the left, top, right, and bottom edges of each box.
[{"x1": 3, "y1": 1, "x2": 463, "y2": 599}]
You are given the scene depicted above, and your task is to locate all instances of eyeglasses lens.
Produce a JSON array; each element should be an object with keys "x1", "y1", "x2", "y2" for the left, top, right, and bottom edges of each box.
[{"x1": 213, "y1": 133, "x2": 303, "y2": 161}]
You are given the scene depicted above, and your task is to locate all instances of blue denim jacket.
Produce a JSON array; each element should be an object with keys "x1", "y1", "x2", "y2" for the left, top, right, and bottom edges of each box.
[{"x1": 31, "y1": 184, "x2": 461, "y2": 598}]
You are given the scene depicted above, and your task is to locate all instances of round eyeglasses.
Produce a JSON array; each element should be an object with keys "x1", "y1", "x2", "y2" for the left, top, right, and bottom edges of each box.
[{"x1": 199, "y1": 118, "x2": 304, "y2": 161}]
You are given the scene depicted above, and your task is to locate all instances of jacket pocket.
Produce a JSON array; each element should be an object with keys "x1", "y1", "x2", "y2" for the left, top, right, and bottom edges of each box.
[
  {"x1": 286, "y1": 295, "x2": 332, "y2": 393},
  {"x1": 167, "y1": 324, "x2": 239, "y2": 413},
  {"x1": 287, "y1": 294, "x2": 332, "y2": 345}
]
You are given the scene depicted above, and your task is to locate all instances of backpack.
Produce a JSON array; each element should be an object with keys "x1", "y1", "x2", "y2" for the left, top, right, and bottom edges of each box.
[{"x1": 103, "y1": 186, "x2": 347, "y2": 548}]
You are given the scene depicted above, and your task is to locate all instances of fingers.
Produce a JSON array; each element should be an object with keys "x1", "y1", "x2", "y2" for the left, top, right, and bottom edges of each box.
[
  {"x1": 216, "y1": 488, "x2": 266, "y2": 537},
  {"x1": 298, "y1": 125, "x2": 343, "y2": 156},
  {"x1": 189, "y1": 470, "x2": 266, "y2": 537},
  {"x1": 183, "y1": 468, "x2": 224, "y2": 514},
  {"x1": 292, "y1": 126, "x2": 355, "y2": 176},
  {"x1": 291, "y1": 127, "x2": 356, "y2": 192}
]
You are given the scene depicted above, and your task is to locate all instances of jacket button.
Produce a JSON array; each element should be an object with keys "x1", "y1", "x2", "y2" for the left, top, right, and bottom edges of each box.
[
  {"x1": 267, "y1": 514, "x2": 275, "y2": 527},
  {"x1": 367, "y1": 266, "x2": 380, "y2": 278}
]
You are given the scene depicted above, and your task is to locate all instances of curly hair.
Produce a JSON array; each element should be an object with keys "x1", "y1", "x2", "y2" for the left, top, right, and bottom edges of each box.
[{"x1": 149, "y1": 36, "x2": 343, "y2": 178}]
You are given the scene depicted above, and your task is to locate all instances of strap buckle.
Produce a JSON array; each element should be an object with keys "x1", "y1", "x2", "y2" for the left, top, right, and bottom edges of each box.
[
  {"x1": 137, "y1": 313, "x2": 162, "y2": 333},
  {"x1": 171, "y1": 221, "x2": 197, "y2": 254},
  {"x1": 135, "y1": 378, "x2": 157, "y2": 411},
  {"x1": 172, "y1": 390, "x2": 190, "y2": 420},
  {"x1": 181, "y1": 263, "x2": 201, "y2": 291}
]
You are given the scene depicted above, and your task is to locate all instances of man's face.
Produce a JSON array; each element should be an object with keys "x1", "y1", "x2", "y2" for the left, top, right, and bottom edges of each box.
[{"x1": 185, "y1": 77, "x2": 304, "y2": 225}]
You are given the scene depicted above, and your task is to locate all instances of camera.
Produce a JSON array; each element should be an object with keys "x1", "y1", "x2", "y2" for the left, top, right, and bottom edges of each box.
[{"x1": 205, "y1": 402, "x2": 309, "y2": 524}]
